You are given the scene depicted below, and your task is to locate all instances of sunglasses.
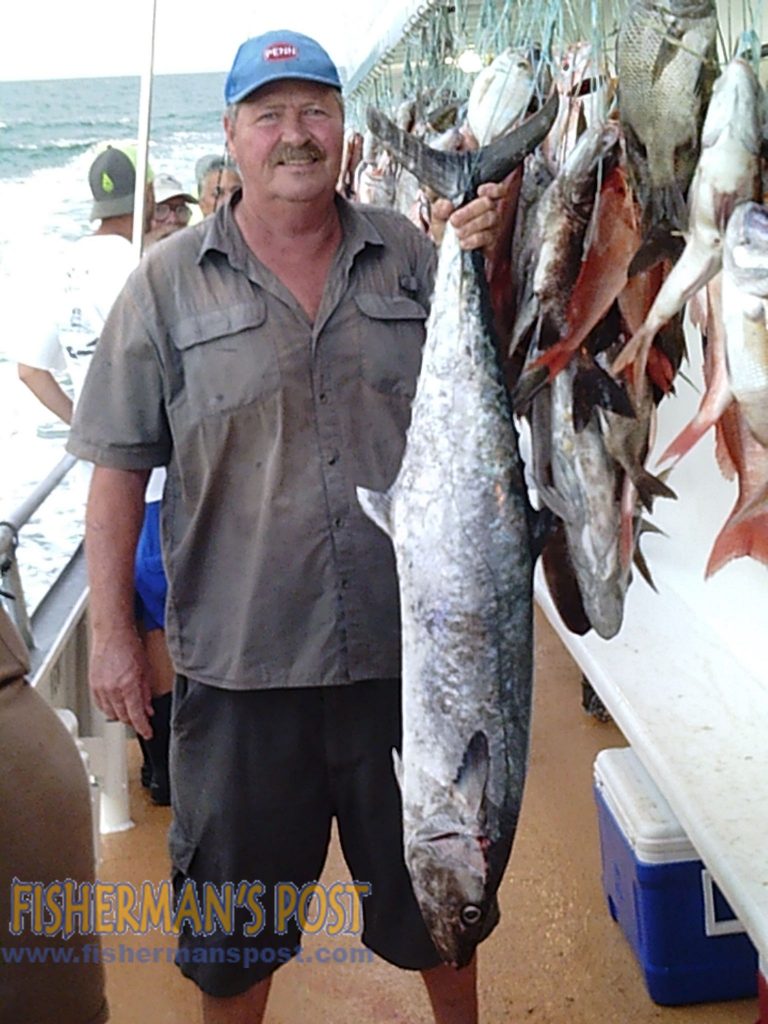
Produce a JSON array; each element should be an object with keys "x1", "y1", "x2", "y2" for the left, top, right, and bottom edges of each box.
[{"x1": 154, "y1": 202, "x2": 192, "y2": 223}]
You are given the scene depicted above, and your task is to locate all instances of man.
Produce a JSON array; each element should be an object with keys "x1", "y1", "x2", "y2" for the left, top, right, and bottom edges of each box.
[
  {"x1": 14, "y1": 144, "x2": 151, "y2": 420},
  {"x1": 146, "y1": 172, "x2": 198, "y2": 244},
  {"x1": 7, "y1": 143, "x2": 174, "y2": 806},
  {"x1": 195, "y1": 153, "x2": 242, "y2": 216},
  {"x1": 67, "y1": 29, "x2": 507, "y2": 1024},
  {"x1": 0, "y1": 604, "x2": 109, "y2": 1024}
]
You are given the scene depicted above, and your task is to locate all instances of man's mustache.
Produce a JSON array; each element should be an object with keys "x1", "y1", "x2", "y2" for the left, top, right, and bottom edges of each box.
[{"x1": 270, "y1": 142, "x2": 326, "y2": 166}]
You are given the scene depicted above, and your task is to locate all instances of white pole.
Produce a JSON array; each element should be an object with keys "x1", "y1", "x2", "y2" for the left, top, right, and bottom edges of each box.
[
  {"x1": 100, "y1": 720, "x2": 135, "y2": 834},
  {"x1": 95, "y1": 0, "x2": 159, "y2": 835},
  {"x1": 132, "y1": 0, "x2": 158, "y2": 256}
]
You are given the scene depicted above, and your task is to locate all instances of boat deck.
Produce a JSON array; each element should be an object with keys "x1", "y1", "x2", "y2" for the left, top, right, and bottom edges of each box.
[{"x1": 99, "y1": 607, "x2": 760, "y2": 1023}]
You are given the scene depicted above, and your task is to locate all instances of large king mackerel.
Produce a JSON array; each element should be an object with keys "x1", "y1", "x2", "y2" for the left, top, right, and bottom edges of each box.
[{"x1": 359, "y1": 95, "x2": 557, "y2": 967}]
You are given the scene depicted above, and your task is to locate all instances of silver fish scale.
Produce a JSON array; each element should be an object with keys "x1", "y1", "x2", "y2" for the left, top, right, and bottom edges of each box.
[{"x1": 389, "y1": 224, "x2": 533, "y2": 857}]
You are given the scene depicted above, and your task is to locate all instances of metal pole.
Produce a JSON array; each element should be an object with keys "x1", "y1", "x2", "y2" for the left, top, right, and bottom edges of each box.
[{"x1": 132, "y1": 0, "x2": 158, "y2": 256}]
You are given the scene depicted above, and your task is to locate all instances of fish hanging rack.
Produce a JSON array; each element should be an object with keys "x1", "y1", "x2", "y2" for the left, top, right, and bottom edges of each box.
[{"x1": 344, "y1": 0, "x2": 628, "y2": 127}]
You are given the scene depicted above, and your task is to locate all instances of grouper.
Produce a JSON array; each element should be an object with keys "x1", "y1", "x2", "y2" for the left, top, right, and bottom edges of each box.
[{"x1": 358, "y1": 94, "x2": 557, "y2": 967}]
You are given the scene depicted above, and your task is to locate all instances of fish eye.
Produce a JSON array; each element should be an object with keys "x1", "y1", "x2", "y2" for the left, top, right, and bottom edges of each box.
[{"x1": 461, "y1": 904, "x2": 483, "y2": 926}]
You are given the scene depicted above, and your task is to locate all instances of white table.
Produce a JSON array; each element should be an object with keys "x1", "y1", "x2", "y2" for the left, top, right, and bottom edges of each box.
[{"x1": 535, "y1": 345, "x2": 768, "y2": 961}]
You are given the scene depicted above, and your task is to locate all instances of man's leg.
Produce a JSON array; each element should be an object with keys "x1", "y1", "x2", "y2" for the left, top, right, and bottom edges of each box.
[
  {"x1": 170, "y1": 681, "x2": 333, "y2": 1006},
  {"x1": 202, "y1": 977, "x2": 271, "y2": 1024},
  {"x1": 421, "y1": 958, "x2": 478, "y2": 1024}
]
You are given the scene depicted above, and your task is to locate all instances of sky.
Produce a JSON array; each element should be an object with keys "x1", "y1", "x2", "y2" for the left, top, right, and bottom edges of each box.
[{"x1": 1, "y1": 0, "x2": 370, "y2": 82}]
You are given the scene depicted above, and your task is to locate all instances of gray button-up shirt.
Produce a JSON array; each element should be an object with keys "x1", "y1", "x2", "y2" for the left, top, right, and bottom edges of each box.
[{"x1": 68, "y1": 195, "x2": 437, "y2": 690}]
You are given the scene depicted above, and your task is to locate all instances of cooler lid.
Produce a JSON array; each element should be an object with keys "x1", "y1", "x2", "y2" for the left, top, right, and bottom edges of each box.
[{"x1": 594, "y1": 747, "x2": 699, "y2": 864}]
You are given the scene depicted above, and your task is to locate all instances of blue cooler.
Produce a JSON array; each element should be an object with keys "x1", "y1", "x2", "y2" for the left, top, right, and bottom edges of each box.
[{"x1": 593, "y1": 746, "x2": 758, "y2": 1005}]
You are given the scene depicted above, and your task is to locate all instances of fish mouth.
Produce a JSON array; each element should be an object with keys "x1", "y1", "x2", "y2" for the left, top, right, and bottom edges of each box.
[
  {"x1": 427, "y1": 909, "x2": 488, "y2": 969},
  {"x1": 737, "y1": 203, "x2": 768, "y2": 256},
  {"x1": 727, "y1": 203, "x2": 768, "y2": 286}
]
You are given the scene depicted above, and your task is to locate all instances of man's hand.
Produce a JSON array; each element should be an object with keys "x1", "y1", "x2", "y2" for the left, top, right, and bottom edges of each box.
[
  {"x1": 89, "y1": 626, "x2": 154, "y2": 738},
  {"x1": 430, "y1": 180, "x2": 510, "y2": 256},
  {"x1": 84, "y1": 465, "x2": 152, "y2": 737}
]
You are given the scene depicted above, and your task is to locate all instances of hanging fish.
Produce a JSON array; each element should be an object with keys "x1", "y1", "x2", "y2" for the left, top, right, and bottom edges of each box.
[
  {"x1": 616, "y1": 0, "x2": 718, "y2": 260},
  {"x1": 721, "y1": 201, "x2": 768, "y2": 446},
  {"x1": 547, "y1": 358, "x2": 628, "y2": 639},
  {"x1": 467, "y1": 45, "x2": 550, "y2": 146},
  {"x1": 514, "y1": 155, "x2": 643, "y2": 408},
  {"x1": 358, "y1": 93, "x2": 557, "y2": 967},
  {"x1": 613, "y1": 56, "x2": 763, "y2": 379},
  {"x1": 706, "y1": 400, "x2": 768, "y2": 575}
]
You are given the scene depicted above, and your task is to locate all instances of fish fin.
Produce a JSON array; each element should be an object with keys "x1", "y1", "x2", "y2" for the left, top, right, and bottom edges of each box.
[
  {"x1": 633, "y1": 543, "x2": 657, "y2": 592},
  {"x1": 633, "y1": 517, "x2": 667, "y2": 592},
  {"x1": 536, "y1": 484, "x2": 570, "y2": 522},
  {"x1": 453, "y1": 731, "x2": 490, "y2": 819},
  {"x1": 366, "y1": 107, "x2": 473, "y2": 199},
  {"x1": 638, "y1": 517, "x2": 667, "y2": 539},
  {"x1": 528, "y1": 335, "x2": 581, "y2": 386},
  {"x1": 473, "y1": 91, "x2": 559, "y2": 188},
  {"x1": 512, "y1": 363, "x2": 549, "y2": 415},
  {"x1": 706, "y1": 510, "x2": 768, "y2": 577},
  {"x1": 611, "y1": 323, "x2": 655, "y2": 377},
  {"x1": 633, "y1": 468, "x2": 677, "y2": 511},
  {"x1": 541, "y1": 524, "x2": 592, "y2": 635},
  {"x1": 367, "y1": 91, "x2": 558, "y2": 201},
  {"x1": 527, "y1": 505, "x2": 558, "y2": 560},
  {"x1": 356, "y1": 485, "x2": 394, "y2": 537},
  {"x1": 628, "y1": 223, "x2": 685, "y2": 277},
  {"x1": 657, "y1": 420, "x2": 707, "y2": 466},
  {"x1": 646, "y1": 345, "x2": 677, "y2": 397},
  {"x1": 391, "y1": 748, "x2": 404, "y2": 794},
  {"x1": 573, "y1": 364, "x2": 635, "y2": 432}
]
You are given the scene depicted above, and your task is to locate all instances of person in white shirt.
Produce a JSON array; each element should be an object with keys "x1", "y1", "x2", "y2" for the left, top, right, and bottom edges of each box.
[{"x1": 8, "y1": 143, "x2": 174, "y2": 805}]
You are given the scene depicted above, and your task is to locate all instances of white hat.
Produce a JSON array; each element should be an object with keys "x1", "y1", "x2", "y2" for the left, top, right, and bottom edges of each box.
[{"x1": 154, "y1": 173, "x2": 197, "y2": 205}]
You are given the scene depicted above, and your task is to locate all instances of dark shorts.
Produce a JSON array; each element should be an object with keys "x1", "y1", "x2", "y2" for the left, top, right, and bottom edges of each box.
[
  {"x1": 133, "y1": 500, "x2": 167, "y2": 632},
  {"x1": 168, "y1": 676, "x2": 444, "y2": 997}
]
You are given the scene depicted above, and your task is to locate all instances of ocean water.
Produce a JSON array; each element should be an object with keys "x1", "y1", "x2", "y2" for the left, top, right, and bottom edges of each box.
[{"x1": 0, "y1": 72, "x2": 228, "y2": 613}]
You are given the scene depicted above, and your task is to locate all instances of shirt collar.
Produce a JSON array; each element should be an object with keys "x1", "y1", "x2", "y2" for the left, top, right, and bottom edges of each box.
[{"x1": 196, "y1": 189, "x2": 386, "y2": 272}]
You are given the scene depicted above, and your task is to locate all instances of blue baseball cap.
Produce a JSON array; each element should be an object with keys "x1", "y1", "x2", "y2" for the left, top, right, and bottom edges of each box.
[{"x1": 225, "y1": 30, "x2": 342, "y2": 105}]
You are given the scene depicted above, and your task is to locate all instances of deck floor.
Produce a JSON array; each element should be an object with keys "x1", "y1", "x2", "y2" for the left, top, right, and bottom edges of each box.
[{"x1": 99, "y1": 607, "x2": 760, "y2": 1023}]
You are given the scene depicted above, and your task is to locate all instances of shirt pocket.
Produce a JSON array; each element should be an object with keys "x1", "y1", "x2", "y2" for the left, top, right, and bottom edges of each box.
[
  {"x1": 355, "y1": 293, "x2": 427, "y2": 399},
  {"x1": 170, "y1": 297, "x2": 279, "y2": 418}
]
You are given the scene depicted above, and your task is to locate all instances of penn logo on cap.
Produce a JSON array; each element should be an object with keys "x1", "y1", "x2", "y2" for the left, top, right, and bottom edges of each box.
[
  {"x1": 225, "y1": 30, "x2": 342, "y2": 105},
  {"x1": 264, "y1": 43, "x2": 299, "y2": 61}
]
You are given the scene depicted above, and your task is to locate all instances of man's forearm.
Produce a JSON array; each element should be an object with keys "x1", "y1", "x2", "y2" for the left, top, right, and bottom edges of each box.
[
  {"x1": 85, "y1": 466, "x2": 150, "y2": 635},
  {"x1": 17, "y1": 364, "x2": 74, "y2": 424}
]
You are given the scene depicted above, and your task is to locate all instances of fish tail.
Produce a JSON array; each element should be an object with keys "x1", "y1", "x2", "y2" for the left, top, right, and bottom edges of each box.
[
  {"x1": 628, "y1": 222, "x2": 686, "y2": 276},
  {"x1": 646, "y1": 346, "x2": 677, "y2": 395},
  {"x1": 572, "y1": 363, "x2": 635, "y2": 431},
  {"x1": 705, "y1": 510, "x2": 768, "y2": 577},
  {"x1": 657, "y1": 417, "x2": 711, "y2": 466},
  {"x1": 366, "y1": 91, "x2": 558, "y2": 201},
  {"x1": 651, "y1": 185, "x2": 689, "y2": 238},
  {"x1": 366, "y1": 107, "x2": 472, "y2": 198},
  {"x1": 531, "y1": 341, "x2": 573, "y2": 382},
  {"x1": 611, "y1": 324, "x2": 654, "y2": 376}
]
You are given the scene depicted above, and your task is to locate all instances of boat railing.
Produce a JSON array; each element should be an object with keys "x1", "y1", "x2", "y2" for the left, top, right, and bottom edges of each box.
[
  {"x1": 1, "y1": 452, "x2": 78, "y2": 649},
  {"x1": 1, "y1": 453, "x2": 133, "y2": 843}
]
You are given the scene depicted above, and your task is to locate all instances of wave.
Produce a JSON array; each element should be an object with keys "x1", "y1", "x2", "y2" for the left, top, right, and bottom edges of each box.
[{"x1": 12, "y1": 138, "x2": 100, "y2": 153}]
